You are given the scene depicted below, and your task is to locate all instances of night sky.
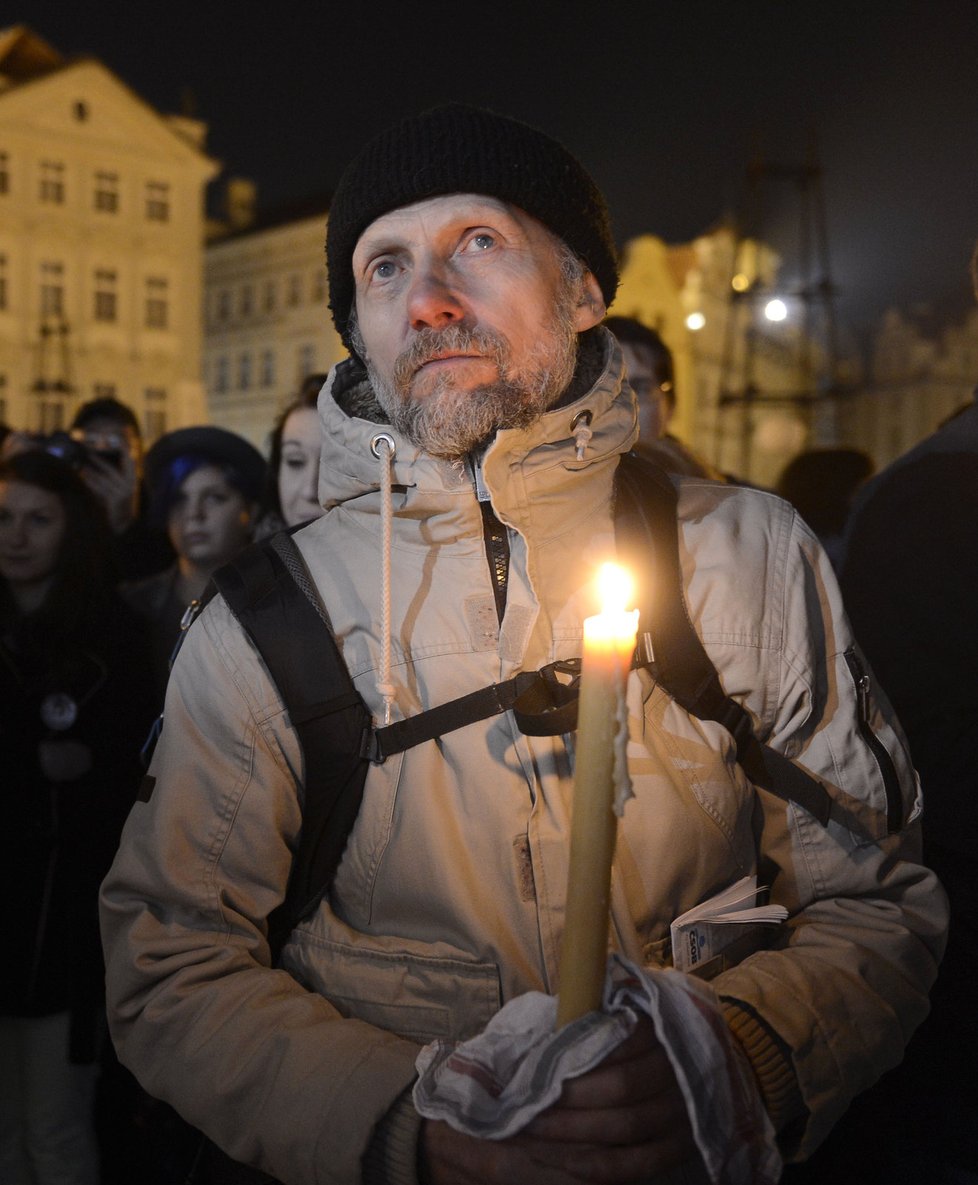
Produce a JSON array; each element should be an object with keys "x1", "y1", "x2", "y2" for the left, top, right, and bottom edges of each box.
[{"x1": 18, "y1": 1, "x2": 978, "y2": 343}]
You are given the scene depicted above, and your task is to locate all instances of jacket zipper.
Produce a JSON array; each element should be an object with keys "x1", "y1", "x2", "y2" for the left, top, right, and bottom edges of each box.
[
  {"x1": 844, "y1": 647, "x2": 903, "y2": 834},
  {"x1": 470, "y1": 456, "x2": 510, "y2": 624},
  {"x1": 479, "y1": 502, "x2": 510, "y2": 624}
]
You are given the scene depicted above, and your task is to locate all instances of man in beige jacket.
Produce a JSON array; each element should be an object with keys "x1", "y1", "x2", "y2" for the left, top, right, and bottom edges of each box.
[{"x1": 100, "y1": 105, "x2": 947, "y2": 1185}]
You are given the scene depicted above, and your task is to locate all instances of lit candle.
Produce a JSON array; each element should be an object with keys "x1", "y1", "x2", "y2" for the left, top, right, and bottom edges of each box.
[{"x1": 556, "y1": 563, "x2": 639, "y2": 1028}]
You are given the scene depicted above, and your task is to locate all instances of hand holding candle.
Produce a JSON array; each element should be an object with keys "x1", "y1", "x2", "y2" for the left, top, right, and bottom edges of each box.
[{"x1": 556, "y1": 563, "x2": 639, "y2": 1028}]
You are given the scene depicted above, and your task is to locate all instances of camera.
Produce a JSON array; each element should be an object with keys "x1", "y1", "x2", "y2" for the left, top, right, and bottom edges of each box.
[{"x1": 39, "y1": 431, "x2": 123, "y2": 470}]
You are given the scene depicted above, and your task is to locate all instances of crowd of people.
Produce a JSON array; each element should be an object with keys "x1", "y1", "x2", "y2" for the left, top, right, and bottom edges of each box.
[
  {"x1": 0, "y1": 102, "x2": 970, "y2": 1185},
  {"x1": 0, "y1": 388, "x2": 328, "y2": 1185}
]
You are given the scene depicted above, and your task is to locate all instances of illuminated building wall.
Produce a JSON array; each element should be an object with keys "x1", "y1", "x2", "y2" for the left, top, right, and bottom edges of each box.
[
  {"x1": 203, "y1": 193, "x2": 346, "y2": 449},
  {"x1": 614, "y1": 227, "x2": 819, "y2": 486},
  {"x1": 0, "y1": 27, "x2": 218, "y2": 442},
  {"x1": 841, "y1": 304, "x2": 977, "y2": 470}
]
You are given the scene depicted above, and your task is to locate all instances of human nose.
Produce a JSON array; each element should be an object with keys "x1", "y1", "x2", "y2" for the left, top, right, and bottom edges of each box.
[
  {"x1": 406, "y1": 261, "x2": 465, "y2": 331},
  {"x1": 183, "y1": 494, "x2": 205, "y2": 522}
]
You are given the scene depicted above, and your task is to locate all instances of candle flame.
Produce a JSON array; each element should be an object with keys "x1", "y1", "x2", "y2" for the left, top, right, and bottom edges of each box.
[{"x1": 596, "y1": 562, "x2": 634, "y2": 615}]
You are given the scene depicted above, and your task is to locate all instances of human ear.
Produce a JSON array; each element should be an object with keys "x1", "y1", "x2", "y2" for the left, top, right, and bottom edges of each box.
[{"x1": 573, "y1": 272, "x2": 607, "y2": 331}]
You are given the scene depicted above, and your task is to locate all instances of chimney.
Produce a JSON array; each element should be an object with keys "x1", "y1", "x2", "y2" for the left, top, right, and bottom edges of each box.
[{"x1": 226, "y1": 177, "x2": 257, "y2": 231}]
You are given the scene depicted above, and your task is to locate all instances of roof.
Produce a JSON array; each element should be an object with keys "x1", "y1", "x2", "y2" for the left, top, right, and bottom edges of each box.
[
  {"x1": 208, "y1": 190, "x2": 333, "y2": 243},
  {"x1": 0, "y1": 25, "x2": 64, "y2": 82}
]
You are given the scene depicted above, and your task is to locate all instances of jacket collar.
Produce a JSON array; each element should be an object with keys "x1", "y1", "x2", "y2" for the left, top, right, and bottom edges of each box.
[{"x1": 317, "y1": 326, "x2": 638, "y2": 519}]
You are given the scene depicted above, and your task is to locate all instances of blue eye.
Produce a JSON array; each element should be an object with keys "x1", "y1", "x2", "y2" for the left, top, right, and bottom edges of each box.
[
  {"x1": 372, "y1": 260, "x2": 397, "y2": 281},
  {"x1": 471, "y1": 233, "x2": 495, "y2": 251}
]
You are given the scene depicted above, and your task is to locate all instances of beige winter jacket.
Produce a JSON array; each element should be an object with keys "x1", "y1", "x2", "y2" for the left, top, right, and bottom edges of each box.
[{"x1": 100, "y1": 329, "x2": 947, "y2": 1185}]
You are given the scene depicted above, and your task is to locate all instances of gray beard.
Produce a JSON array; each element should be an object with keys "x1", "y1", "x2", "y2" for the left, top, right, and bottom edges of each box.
[{"x1": 350, "y1": 291, "x2": 580, "y2": 461}]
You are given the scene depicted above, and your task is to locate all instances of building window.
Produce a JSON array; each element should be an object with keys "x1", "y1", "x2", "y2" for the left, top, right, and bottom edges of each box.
[
  {"x1": 215, "y1": 356, "x2": 229, "y2": 393},
  {"x1": 94, "y1": 170, "x2": 119, "y2": 212},
  {"x1": 93, "y1": 383, "x2": 117, "y2": 401},
  {"x1": 40, "y1": 399, "x2": 65, "y2": 432},
  {"x1": 262, "y1": 280, "x2": 276, "y2": 312},
  {"x1": 0, "y1": 254, "x2": 7, "y2": 310},
  {"x1": 145, "y1": 180, "x2": 170, "y2": 222},
  {"x1": 240, "y1": 284, "x2": 253, "y2": 318},
  {"x1": 260, "y1": 349, "x2": 275, "y2": 388},
  {"x1": 238, "y1": 353, "x2": 252, "y2": 391},
  {"x1": 94, "y1": 269, "x2": 118, "y2": 322},
  {"x1": 297, "y1": 344, "x2": 315, "y2": 382},
  {"x1": 40, "y1": 160, "x2": 65, "y2": 204},
  {"x1": 216, "y1": 290, "x2": 231, "y2": 323},
  {"x1": 145, "y1": 276, "x2": 169, "y2": 329},
  {"x1": 144, "y1": 387, "x2": 167, "y2": 441},
  {"x1": 0, "y1": 151, "x2": 8, "y2": 195},
  {"x1": 286, "y1": 275, "x2": 301, "y2": 307},
  {"x1": 40, "y1": 261, "x2": 64, "y2": 318},
  {"x1": 312, "y1": 269, "x2": 326, "y2": 302},
  {"x1": 74, "y1": 101, "x2": 89, "y2": 122}
]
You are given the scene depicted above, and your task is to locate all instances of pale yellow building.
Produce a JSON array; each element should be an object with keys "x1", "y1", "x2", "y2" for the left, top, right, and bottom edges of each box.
[
  {"x1": 203, "y1": 187, "x2": 346, "y2": 450},
  {"x1": 840, "y1": 304, "x2": 976, "y2": 469},
  {"x1": 613, "y1": 226, "x2": 847, "y2": 487},
  {"x1": 0, "y1": 26, "x2": 218, "y2": 440}
]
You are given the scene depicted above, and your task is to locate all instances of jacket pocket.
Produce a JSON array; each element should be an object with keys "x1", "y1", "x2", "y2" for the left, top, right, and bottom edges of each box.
[
  {"x1": 284, "y1": 927, "x2": 502, "y2": 1045},
  {"x1": 843, "y1": 647, "x2": 905, "y2": 834}
]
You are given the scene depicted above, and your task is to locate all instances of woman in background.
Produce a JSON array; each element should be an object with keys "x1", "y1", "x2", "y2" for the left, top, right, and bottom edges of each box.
[
  {"x1": 258, "y1": 375, "x2": 326, "y2": 536},
  {"x1": 0, "y1": 450, "x2": 153, "y2": 1185}
]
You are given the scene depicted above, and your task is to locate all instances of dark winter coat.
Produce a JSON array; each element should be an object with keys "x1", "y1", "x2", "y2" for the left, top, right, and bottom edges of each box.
[{"x1": 0, "y1": 588, "x2": 155, "y2": 1062}]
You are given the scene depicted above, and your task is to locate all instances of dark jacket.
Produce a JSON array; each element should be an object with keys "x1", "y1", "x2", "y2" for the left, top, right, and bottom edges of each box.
[
  {"x1": 0, "y1": 588, "x2": 155, "y2": 1061},
  {"x1": 841, "y1": 392, "x2": 978, "y2": 857}
]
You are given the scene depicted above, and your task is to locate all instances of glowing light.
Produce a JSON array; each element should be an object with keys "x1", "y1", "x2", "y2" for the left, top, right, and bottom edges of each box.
[
  {"x1": 557, "y1": 561, "x2": 638, "y2": 1028},
  {"x1": 595, "y1": 562, "x2": 634, "y2": 617},
  {"x1": 731, "y1": 273, "x2": 750, "y2": 292},
  {"x1": 685, "y1": 311, "x2": 706, "y2": 332},
  {"x1": 764, "y1": 299, "x2": 788, "y2": 322}
]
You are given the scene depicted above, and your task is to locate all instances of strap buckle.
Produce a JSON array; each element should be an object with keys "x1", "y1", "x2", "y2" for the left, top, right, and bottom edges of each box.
[
  {"x1": 512, "y1": 659, "x2": 582, "y2": 737},
  {"x1": 359, "y1": 728, "x2": 385, "y2": 765}
]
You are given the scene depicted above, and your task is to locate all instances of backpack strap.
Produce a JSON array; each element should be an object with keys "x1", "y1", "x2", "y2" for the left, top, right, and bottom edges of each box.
[
  {"x1": 367, "y1": 660, "x2": 581, "y2": 760},
  {"x1": 212, "y1": 533, "x2": 373, "y2": 958},
  {"x1": 616, "y1": 453, "x2": 832, "y2": 826}
]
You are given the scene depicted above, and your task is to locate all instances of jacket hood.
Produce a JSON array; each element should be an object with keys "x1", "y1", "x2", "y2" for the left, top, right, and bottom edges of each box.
[{"x1": 315, "y1": 325, "x2": 638, "y2": 514}]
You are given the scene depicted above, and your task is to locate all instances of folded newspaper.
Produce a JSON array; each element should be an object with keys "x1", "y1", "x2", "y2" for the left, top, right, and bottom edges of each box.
[
  {"x1": 413, "y1": 953, "x2": 782, "y2": 1185},
  {"x1": 671, "y1": 875, "x2": 788, "y2": 979}
]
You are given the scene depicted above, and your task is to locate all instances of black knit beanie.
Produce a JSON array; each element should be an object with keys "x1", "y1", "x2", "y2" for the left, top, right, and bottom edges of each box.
[{"x1": 326, "y1": 103, "x2": 619, "y2": 352}]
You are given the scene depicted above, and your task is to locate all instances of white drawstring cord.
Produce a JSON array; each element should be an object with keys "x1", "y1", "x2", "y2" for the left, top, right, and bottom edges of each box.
[
  {"x1": 371, "y1": 433, "x2": 397, "y2": 726},
  {"x1": 572, "y1": 410, "x2": 593, "y2": 460}
]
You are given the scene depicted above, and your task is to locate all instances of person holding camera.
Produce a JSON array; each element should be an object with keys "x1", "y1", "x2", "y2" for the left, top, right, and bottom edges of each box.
[
  {"x1": 0, "y1": 398, "x2": 175, "y2": 583},
  {"x1": 69, "y1": 398, "x2": 175, "y2": 582},
  {"x1": 0, "y1": 449, "x2": 155, "y2": 1185}
]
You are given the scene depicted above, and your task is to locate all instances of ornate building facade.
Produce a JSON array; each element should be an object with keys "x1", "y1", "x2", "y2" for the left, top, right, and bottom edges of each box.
[
  {"x1": 0, "y1": 25, "x2": 217, "y2": 440},
  {"x1": 203, "y1": 188, "x2": 345, "y2": 449}
]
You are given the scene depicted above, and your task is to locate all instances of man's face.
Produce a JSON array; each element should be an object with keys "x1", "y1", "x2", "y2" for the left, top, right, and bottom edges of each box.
[
  {"x1": 618, "y1": 343, "x2": 670, "y2": 444},
  {"x1": 350, "y1": 194, "x2": 604, "y2": 459}
]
